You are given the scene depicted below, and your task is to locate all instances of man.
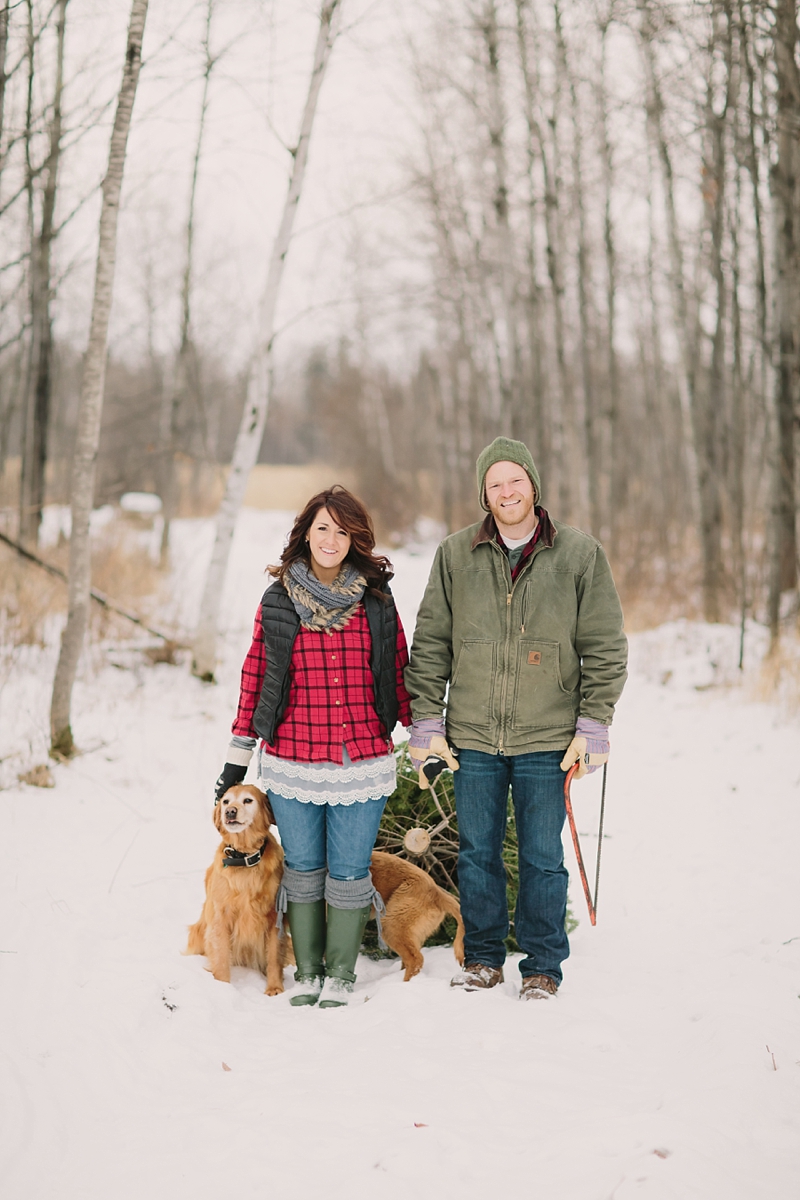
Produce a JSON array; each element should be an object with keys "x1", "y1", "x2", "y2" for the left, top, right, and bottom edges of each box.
[{"x1": 405, "y1": 437, "x2": 627, "y2": 1000}]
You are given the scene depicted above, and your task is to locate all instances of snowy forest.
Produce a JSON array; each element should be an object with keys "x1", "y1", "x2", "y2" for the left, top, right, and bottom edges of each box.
[
  {"x1": 0, "y1": 3, "x2": 798, "y2": 1198},
  {"x1": 2, "y1": 1, "x2": 800, "y2": 637}
]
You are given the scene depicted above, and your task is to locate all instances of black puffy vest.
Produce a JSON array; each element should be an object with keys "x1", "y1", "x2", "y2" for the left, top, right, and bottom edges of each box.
[{"x1": 252, "y1": 580, "x2": 400, "y2": 745}]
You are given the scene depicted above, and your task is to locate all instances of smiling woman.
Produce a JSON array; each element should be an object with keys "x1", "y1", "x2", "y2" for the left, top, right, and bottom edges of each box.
[
  {"x1": 306, "y1": 508, "x2": 352, "y2": 584},
  {"x1": 212, "y1": 485, "x2": 412, "y2": 1008}
]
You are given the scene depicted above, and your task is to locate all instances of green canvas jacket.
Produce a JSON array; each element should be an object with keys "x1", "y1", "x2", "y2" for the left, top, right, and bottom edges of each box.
[{"x1": 405, "y1": 512, "x2": 628, "y2": 755}]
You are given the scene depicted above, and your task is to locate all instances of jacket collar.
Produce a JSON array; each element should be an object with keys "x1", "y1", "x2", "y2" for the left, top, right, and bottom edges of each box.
[{"x1": 470, "y1": 506, "x2": 555, "y2": 551}]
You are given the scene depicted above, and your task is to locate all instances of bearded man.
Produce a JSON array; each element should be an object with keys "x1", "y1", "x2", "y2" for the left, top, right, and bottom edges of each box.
[{"x1": 404, "y1": 437, "x2": 628, "y2": 999}]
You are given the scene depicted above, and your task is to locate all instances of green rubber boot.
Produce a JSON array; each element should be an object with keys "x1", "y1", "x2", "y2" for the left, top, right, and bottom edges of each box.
[
  {"x1": 318, "y1": 905, "x2": 371, "y2": 1008},
  {"x1": 286, "y1": 899, "x2": 326, "y2": 1007}
]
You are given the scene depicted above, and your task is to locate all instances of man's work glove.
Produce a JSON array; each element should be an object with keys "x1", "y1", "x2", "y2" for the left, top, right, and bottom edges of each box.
[
  {"x1": 214, "y1": 738, "x2": 255, "y2": 803},
  {"x1": 408, "y1": 718, "x2": 460, "y2": 789},
  {"x1": 560, "y1": 716, "x2": 610, "y2": 780}
]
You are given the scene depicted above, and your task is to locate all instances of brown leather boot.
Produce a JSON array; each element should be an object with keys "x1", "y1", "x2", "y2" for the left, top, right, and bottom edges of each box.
[
  {"x1": 519, "y1": 973, "x2": 559, "y2": 1000},
  {"x1": 450, "y1": 963, "x2": 504, "y2": 990}
]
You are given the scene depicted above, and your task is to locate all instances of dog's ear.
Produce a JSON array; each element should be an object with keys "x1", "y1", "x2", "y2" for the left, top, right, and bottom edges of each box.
[
  {"x1": 248, "y1": 786, "x2": 274, "y2": 827},
  {"x1": 262, "y1": 792, "x2": 275, "y2": 827},
  {"x1": 213, "y1": 801, "x2": 224, "y2": 834}
]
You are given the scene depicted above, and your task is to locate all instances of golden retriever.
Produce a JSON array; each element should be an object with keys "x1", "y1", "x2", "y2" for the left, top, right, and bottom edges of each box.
[
  {"x1": 370, "y1": 850, "x2": 465, "y2": 981},
  {"x1": 186, "y1": 784, "x2": 291, "y2": 996}
]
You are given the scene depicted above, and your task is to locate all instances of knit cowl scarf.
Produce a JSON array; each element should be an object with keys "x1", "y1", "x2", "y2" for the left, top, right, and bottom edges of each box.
[{"x1": 284, "y1": 560, "x2": 367, "y2": 631}]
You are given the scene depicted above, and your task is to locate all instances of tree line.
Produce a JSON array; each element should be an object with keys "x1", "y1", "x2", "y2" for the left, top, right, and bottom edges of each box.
[{"x1": 0, "y1": 0, "x2": 799, "y2": 752}]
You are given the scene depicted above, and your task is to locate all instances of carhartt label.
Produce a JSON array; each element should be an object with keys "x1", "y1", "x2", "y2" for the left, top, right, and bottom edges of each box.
[{"x1": 527, "y1": 651, "x2": 542, "y2": 665}]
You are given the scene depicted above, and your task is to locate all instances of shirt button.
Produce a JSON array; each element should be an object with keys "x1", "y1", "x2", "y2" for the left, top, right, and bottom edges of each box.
[
  {"x1": 335, "y1": 700, "x2": 341, "y2": 706},
  {"x1": 333, "y1": 678, "x2": 339, "y2": 683}
]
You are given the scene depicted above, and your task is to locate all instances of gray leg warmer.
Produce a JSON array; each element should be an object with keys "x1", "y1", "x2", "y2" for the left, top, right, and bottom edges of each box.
[
  {"x1": 325, "y1": 873, "x2": 387, "y2": 948},
  {"x1": 276, "y1": 866, "x2": 327, "y2": 932}
]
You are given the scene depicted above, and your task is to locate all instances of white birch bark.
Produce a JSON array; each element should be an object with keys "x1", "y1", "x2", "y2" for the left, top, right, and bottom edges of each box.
[
  {"x1": 49, "y1": 0, "x2": 149, "y2": 757},
  {"x1": 192, "y1": 0, "x2": 343, "y2": 681}
]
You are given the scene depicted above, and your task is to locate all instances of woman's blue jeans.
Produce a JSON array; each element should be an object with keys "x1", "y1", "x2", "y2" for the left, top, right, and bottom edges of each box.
[
  {"x1": 452, "y1": 748, "x2": 570, "y2": 983},
  {"x1": 267, "y1": 792, "x2": 386, "y2": 881}
]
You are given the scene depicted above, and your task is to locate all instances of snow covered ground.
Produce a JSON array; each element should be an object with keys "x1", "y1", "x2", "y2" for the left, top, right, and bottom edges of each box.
[{"x1": 1, "y1": 511, "x2": 799, "y2": 1200}]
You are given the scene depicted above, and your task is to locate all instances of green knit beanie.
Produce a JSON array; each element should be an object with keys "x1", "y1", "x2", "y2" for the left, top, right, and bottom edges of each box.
[{"x1": 476, "y1": 437, "x2": 541, "y2": 511}]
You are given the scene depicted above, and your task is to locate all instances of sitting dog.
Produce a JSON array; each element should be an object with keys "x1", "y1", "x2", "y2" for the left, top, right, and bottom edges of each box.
[
  {"x1": 370, "y1": 850, "x2": 465, "y2": 981},
  {"x1": 186, "y1": 785, "x2": 291, "y2": 996}
]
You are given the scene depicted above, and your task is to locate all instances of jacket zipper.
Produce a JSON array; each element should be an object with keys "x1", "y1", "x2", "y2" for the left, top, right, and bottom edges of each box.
[{"x1": 493, "y1": 546, "x2": 536, "y2": 755}]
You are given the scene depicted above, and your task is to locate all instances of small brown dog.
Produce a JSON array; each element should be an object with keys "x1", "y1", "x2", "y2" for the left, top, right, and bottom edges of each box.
[
  {"x1": 186, "y1": 785, "x2": 291, "y2": 996},
  {"x1": 370, "y1": 850, "x2": 465, "y2": 981}
]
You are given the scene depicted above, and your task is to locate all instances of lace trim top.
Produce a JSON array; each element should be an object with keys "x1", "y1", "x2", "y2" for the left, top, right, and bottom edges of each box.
[{"x1": 256, "y1": 743, "x2": 396, "y2": 806}]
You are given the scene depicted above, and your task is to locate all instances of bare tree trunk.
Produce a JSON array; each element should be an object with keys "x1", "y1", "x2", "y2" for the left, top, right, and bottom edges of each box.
[
  {"x1": 478, "y1": 0, "x2": 522, "y2": 435},
  {"x1": 19, "y1": 0, "x2": 37, "y2": 540},
  {"x1": 767, "y1": 0, "x2": 800, "y2": 645},
  {"x1": 159, "y1": 0, "x2": 216, "y2": 565},
  {"x1": 637, "y1": 0, "x2": 701, "y2": 523},
  {"x1": 50, "y1": 0, "x2": 149, "y2": 757},
  {"x1": 738, "y1": 0, "x2": 768, "y2": 395},
  {"x1": 730, "y1": 119, "x2": 747, "y2": 662},
  {"x1": 0, "y1": 1, "x2": 10, "y2": 190},
  {"x1": 595, "y1": 9, "x2": 618, "y2": 547},
  {"x1": 192, "y1": 0, "x2": 343, "y2": 681},
  {"x1": 516, "y1": 0, "x2": 571, "y2": 514},
  {"x1": 557, "y1": 2, "x2": 591, "y2": 530},
  {"x1": 514, "y1": 0, "x2": 548, "y2": 477},
  {"x1": 19, "y1": 0, "x2": 68, "y2": 547},
  {"x1": 698, "y1": 0, "x2": 734, "y2": 623}
]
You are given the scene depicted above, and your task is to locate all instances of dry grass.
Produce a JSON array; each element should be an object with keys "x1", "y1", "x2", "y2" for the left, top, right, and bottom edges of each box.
[
  {"x1": 0, "y1": 541, "x2": 66, "y2": 647},
  {"x1": 752, "y1": 636, "x2": 800, "y2": 714},
  {"x1": 89, "y1": 525, "x2": 164, "y2": 640},
  {"x1": 0, "y1": 516, "x2": 165, "y2": 652}
]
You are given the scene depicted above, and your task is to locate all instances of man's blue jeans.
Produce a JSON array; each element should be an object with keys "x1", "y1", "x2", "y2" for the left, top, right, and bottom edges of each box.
[
  {"x1": 452, "y1": 748, "x2": 569, "y2": 983},
  {"x1": 267, "y1": 793, "x2": 386, "y2": 881}
]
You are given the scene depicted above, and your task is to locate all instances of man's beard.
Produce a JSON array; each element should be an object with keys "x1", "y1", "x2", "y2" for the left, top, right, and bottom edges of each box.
[{"x1": 490, "y1": 494, "x2": 534, "y2": 528}]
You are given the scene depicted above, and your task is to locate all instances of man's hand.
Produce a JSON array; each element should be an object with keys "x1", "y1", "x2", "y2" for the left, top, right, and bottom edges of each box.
[
  {"x1": 408, "y1": 719, "x2": 460, "y2": 789},
  {"x1": 560, "y1": 716, "x2": 610, "y2": 780}
]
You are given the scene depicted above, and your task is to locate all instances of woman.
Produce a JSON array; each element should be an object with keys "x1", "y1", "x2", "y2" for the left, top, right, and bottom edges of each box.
[{"x1": 213, "y1": 486, "x2": 411, "y2": 1007}]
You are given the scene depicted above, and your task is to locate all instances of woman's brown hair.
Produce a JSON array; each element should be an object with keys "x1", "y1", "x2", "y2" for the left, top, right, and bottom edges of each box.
[{"x1": 268, "y1": 485, "x2": 393, "y2": 594}]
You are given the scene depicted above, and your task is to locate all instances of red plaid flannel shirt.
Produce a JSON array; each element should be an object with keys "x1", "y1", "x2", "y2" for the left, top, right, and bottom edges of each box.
[{"x1": 232, "y1": 602, "x2": 412, "y2": 763}]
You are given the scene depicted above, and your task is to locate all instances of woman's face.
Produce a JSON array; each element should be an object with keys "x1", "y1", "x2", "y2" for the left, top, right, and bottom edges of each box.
[{"x1": 306, "y1": 506, "x2": 352, "y2": 583}]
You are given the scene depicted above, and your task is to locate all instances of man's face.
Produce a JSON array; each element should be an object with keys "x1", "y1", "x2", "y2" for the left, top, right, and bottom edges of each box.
[{"x1": 484, "y1": 460, "x2": 535, "y2": 530}]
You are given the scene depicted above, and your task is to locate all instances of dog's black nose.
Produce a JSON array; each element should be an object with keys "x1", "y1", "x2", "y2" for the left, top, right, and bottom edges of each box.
[{"x1": 226, "y1": 807, "x2": 238, "y2": 820}]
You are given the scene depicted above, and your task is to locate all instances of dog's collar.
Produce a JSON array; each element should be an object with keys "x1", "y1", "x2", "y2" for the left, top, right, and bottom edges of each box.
[{"x1": 222, "y1": 838, "x2": 269, "y2": 868}]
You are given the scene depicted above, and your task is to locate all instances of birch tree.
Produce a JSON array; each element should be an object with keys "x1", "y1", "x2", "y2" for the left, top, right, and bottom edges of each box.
[
  {"x1": 192, "y1": 0, "x2": 343, "y2": 681},
  {"x1": 50, "y1": 0, "x2": 149, "y2": 758}
]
